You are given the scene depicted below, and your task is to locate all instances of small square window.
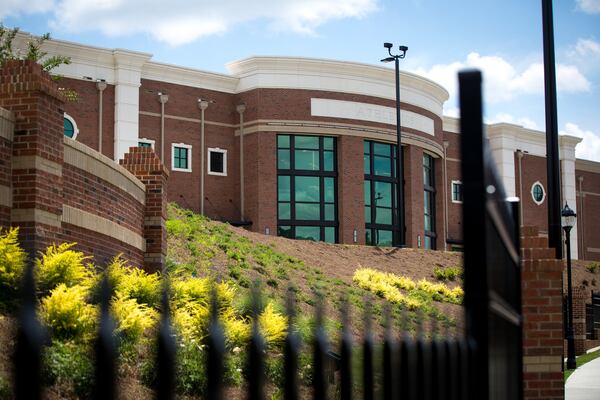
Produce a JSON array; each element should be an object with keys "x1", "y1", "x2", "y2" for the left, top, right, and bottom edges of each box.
[
  {"x1": 172, "y1": 143, "x2": 192, "y2": 172},
  {"x1": 451, "y1": 181, "x2": 463, "y2": 203},
  {"x1": 138, "y1": 138, "x2": 155, "y2": 149},
  {"x1": 208, "y1": 148, "x2": 227, "y2": 176}
]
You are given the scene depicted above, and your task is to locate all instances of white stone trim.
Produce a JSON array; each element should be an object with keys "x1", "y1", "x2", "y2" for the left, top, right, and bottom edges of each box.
[
  {"x1": 138, "y1": 138, "x2": 155, "y2": 149},
  {"x1": 207, "y1": 147, "x2": 227, "y2": 176},
  {"x1": 451, "y1": 180, "x2": 463, "y2": 204},
  {"x1": 171, "y1": 143, "x2": 192, "y2": 172},
  {"x1": 530, "y1": 181, "x2": 546, "y2": 205},
  {"x1": 63, "y1": 113, "x2": 79, "y2": 140},
  {"x1": 310, "y1": 98, "x2": 435, "y2": 136}
]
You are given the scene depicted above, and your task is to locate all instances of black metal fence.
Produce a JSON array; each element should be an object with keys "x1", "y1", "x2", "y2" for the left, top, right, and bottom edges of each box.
[
  {"x1": 586, "y1": 291, "x2": 600, "y2": 340},
  {"x1": 11, "y1": 70, "x2": 522, "y2": 400}
]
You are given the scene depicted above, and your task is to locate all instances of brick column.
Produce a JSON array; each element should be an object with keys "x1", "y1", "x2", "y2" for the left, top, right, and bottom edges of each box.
[
  {"x1": 404, "y1": 145, "x2": 423, "y2": 248},
  {"x1": 0, "y1": 108, "x2": 14, "y2": 228},
  {"x1": 571, "y1": 287, "x2": 587, "y2": 356},
  {"x1": 337, "y1": 135, "x2": 364, "y2": 244},
  {"x1": 120, "y1": 147, "x2": 169, "y2": 272},
  {"x1": 0, "y1": 60, "x2": 64, "y2": 257},
  {"x1": 521, "y1": 226, "x2": 564, "y2": 400}
]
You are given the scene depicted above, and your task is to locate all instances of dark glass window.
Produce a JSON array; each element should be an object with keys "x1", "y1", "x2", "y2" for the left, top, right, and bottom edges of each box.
[
  {"x1": 209, "y1": 151, "x2": 225, "y2": 174},
  {"x1": 64, "y1": 118, "x2": 75, "y2": 138},
  {"x1": 532, "y1": 183, "x2": 545, "y2": 204},
  {"x1": 277, "y1": 135, "x2": 338, "y2": 243},
  {"x1": 173, "y1": 146, "x2": 189, "y2": 170},
  {"x1": 139, "y1": 141, "x2": 152, "y2": 148},
  {"x1": 423, "y1": 154, "x2": 436, "y2": 249},
  {"x1": 451, "y1": 181, "x2": 463, "y2": 202},
  {"x1": 364, "y1": 140, "x2": 401, "y2": 246}
]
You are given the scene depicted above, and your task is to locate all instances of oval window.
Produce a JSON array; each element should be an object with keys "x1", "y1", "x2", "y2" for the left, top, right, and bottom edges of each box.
[
  {"x1": 531, "y1": 182, "x2": 545, "y2": 205},
  {"x1": 64, "y1": 118, "x2": 75, "y2": 138}
]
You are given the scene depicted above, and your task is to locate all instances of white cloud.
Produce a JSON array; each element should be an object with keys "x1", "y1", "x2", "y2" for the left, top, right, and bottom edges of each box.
[
  {"x1": 576, "y1": 0, "x2": 600, "y2": 14},
  {"x1": 39, "y1": 0, "x2": 376, "y2": 46},
  {"x1": 561, "y1": 123, "x2": 600, "y2": 162},
  {"x1": 574, "y1": 38, "x2": 600, "y2": 57},
  {"x1": 0, "y1": 0, "x2": 54, "y2": 19},
  {"x1": 413, "y1": 52, "x2": 590, "y2": 106},
  {"x1": 487, "y1": 113, "x2": 539, "y2": 130}
]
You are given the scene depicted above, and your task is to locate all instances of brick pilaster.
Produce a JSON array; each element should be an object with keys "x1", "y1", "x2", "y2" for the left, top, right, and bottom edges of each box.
[
  {"x1": 120, "y1": 147, "x2": 169, "y2": 272},
  {"x1": 521, "y1": 226, "x2": 564, "y2": 400},
  {"x1": 571, "y1": 287, "x2": 587, "y2": 356},
  {"x1": 0, "y1": 60, "x2": 64, "y2": 257}
]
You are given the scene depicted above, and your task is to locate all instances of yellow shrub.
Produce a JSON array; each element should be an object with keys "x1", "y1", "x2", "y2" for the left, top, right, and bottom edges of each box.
[
  {"x1": 259, "y1": 303, "x2": 287, "y2": 346},
  {"x1": 0, "y1": 228, "x2": 26, "y2": 299},
  {"x1": 171, "y1": 278, "x2": 235, "y2": 312},
  {"x1": 105, "y1": 257, "x2": 161, "y2": 308},
  {"x1": 111, "y1": 293, "x2": 158, "y2": 341},
  {"x1": 173, "y1": 302, "x2": 210, "y2": 339},
  {"x1": 223, "y1": 317, "x2": 251, "y2": 347},
  {"x1": 40, "y1": 284, "x2": 97, "y2": 341},
  {"x1": 36, "y1": 243, "x2": 92, "y2": 295}
]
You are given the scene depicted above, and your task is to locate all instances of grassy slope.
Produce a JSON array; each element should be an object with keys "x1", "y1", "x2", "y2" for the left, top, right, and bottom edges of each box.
[{"x1": 166, "y1": 204, "x2": 465, "y2": 337}]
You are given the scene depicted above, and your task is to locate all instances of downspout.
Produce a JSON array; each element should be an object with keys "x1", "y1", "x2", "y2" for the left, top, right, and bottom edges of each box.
[
  {"x1": 236, "y1": 104, "x2": 246, "y2": 222},
  {"x1": 517, "y1": 150, "x2": 524, "y2": 226},
  {"x1": 443, "y1": 140, "x2": 449, "y2": 251},
  {"x1": 96, "y1": 80, "x2": 107, "y2": 153},
  {"x1": 198, "y1": 99, "x2": 209, "y2": 215},
  {"x1": 158, "y1": 93, "x2": 169, "y2": 161},
  {"x1": 578, "y1": 175, "x2": 584, "y2": 260}
]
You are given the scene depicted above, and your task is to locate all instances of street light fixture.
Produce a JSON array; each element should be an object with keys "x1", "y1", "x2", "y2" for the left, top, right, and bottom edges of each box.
[
  {"x1": 381, "y1": 42, "x2": 408, "y2": 247},
  {"x1": 562, "y1": 202, "x2": 577, "y2": 370}
]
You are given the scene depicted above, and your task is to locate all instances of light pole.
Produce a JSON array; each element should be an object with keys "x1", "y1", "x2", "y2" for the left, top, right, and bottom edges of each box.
[
  {"x1": 381, "y1": 42, "x2": 408, "y2": 247},
  {"x1": 562, "y1": 202, "x2": 577, "y2": 370}
]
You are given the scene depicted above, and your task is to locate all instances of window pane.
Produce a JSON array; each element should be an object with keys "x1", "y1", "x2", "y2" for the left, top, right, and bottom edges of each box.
[
  {"x1": 278, "y1": 176, "x2": 290, "y2": 201},
  {"x1": 373, "y1": 142, "x2": 390, "y2": 156},
  {"x1": 424, "y1": 236, "x2": 433, "y2": 250},
  {"x1": 139, "y1": 142, "x2": 152, "y2": 148},
  {"x1": 365, "y1": 230, "x2": 372, "y2": 245},
  {"x1": 295, "y1": 203, "x2": 320, "y2": 220},
  {"x1": 324, "y1": 178, "x2": 334, "y2": 202},
  {"x1": 324, "y1": 151, "x2": 334, "y2": 171},
  {"x1": 295, "y1": 149, "x2": 319, "y2": 170},
  {"x1": 374, "y1": 181, "x2": 392, "y2": 207},
  {"x1": 324, "y1": 204, "x2": 335, "y2": 221},
  {"x1": 64, "y1": 118, "x2": 74, "y2": 138},
  {"x1": 324, "y1": 227, "x2": 335, "y2": 243},
  {"x1": 278, "y1": 225, "x2": 293, "y2": 238},
  {"x1": 296, "y1": 226, "x2": 320, "y2": 241},
  {"x1": 323, "y1": 137, "x2": 334, "y2": 150},
  {"x1": 377, "y1": 230, "x2": 393, "y2": 247},
  {"x1": 365, "y1": 206, "x2": 371, "y2": 223},
  {"x1": 424, "y1": 191, "x2": 431, "y2": 214},
  {"x1": 424, "y1": 215, "x2": 432, "y2": 231},
  {"x1": 364, "y1": 181, "x2": 371, "y2": 205},
  {"x1": 295, "y1": 176, "x2": 320, "y2": 202},
  {"x1": 278, "y1": 150, "x2": 290, "y2": 169},
  {"x1": 278, "y1": 203, "x2": 291, "y2": 219},
  {"x1": 364, "y1": 154, "x2": 371, "y2": 174},
  {"x1": 210, "y1": 151, "x2": 224, "y2": 173},
  {"x1": 373, "y1": 156, "x2": 392, "y2": 177},
  {"x1": 364, "y1": 141, "x2": 371, "y2": 154},
  {"x1": 277, "y1": 135, "x2": 290, "y2": 148},
  {"x1": 375, "y1": 207, "x2": 392, "y2": 224},
  {"x1": 174, "y1": 147, "x2": 188, "y2": 169},
  {"x1": 295, "y1": 136, "x2": 319, "y2": 149}
]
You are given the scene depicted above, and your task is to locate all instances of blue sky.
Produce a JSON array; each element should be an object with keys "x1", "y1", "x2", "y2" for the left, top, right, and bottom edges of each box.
[{"x1": 2, "y1": 0, "x2": 600, "y2": 160}]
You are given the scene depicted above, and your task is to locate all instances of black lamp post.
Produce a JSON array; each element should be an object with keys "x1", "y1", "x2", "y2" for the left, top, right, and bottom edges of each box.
[
  {"x1": 381, "y1": 42, "x2": 408, "y2": 247},
  {"x1": 562, "y1": 202, "x2": 577, "y2": 370}
]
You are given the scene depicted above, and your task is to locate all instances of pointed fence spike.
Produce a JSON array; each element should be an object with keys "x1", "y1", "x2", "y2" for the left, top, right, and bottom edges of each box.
[
  {"x1": 398, "y1": 307, "x2": 416, "y2": 400},
  {"x1": 383, "y1": 304, "x2": 397, "y2": 400},
  {"x1": 156, "y1": 280, "x2": 176, "y2": 400},
  {"x1": 14, "y1": 262, "x2": 44, "y2": 400},
  {"x1": 340, "y1": 297, "x2": 352, "y2": 400},
  {"x1": 362, "y1": 298, "x2": 373, "y2": 400},
  {"x1": 207, "y1": 285, "x2": 225, "y2": 400},
  {"x1": 93, "y1": 275, "x2": 116, "y2": 400},
  {"x1": 312, "y1": 292, "x2": 328, "y2": 400},
  {"x1": 248, "y1": 282, "x2": 265, "y2": 400}
]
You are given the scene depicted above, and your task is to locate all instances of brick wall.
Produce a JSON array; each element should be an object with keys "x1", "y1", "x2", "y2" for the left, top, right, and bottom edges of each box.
[
  {"x1": 575, "y1": 167, "x2": 600, "y2": 261},
  {"x1": 521, "y1": 226, "x2": 564, "y2": 400},
  {"x1": 0, "y1": 61, "x2": 168, "y2": 271},
  {"x1": 571, "y1": 287, "x2": 587, "y2": 356}
]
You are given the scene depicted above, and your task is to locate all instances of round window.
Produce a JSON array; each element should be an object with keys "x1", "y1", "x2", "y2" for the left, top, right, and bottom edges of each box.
[
  {"x1": 531, "y1": 182, "x2": 545, "y2": 205},
  {"x1": 64, "y1": 118, "x2": 74, "y2": 138}
]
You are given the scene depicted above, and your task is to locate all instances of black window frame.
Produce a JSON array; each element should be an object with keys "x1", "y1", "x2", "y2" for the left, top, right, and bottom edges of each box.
[
  {"x1": 423, "y1": 153, "x2": 436, "y2": 250},
  {"x1": 363, "y1": 140, "x2": 401, "y2": 247},
  {"x1": 277, "y1": 134, "x2": 338, "y2": 243}
]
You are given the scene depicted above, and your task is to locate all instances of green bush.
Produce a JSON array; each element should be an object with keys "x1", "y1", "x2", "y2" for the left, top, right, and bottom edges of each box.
[
  {"x1": 0, "y1": 227, "x2": 26, "y2": 309},
  {"x1": 587, "y1": 262, "x2": 600, "y2": 274},
  {"x1": 433, "y1": 266, "x2": 463, "y2": 281},
  {"x1": 40, "y1": 284, "x2": 97, "y2": 341},
  {"x1": 36, "y1": 243, "x2": 92, "y2": 296},
  {"x1": 43, "y1": 341, "x2": 94, "y2": 399},
  {"x1": 175, "y1": 338, "x2": 208, "y2": 396}
]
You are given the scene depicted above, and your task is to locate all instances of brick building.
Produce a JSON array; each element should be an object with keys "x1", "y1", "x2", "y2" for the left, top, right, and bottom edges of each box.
[{"x1": 13, "y1": 33, "x2": 599, "y2": 259}]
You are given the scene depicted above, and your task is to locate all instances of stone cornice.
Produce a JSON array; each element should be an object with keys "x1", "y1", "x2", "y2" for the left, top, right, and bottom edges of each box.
[{"x1": 576, "y1": 158, "x2": 600, "y2": 173}]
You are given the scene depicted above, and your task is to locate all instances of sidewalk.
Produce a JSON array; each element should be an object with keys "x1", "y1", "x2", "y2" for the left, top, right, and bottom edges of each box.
[{"x1": 565, "y1": 356, "x2": 600, "y2": 400}]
